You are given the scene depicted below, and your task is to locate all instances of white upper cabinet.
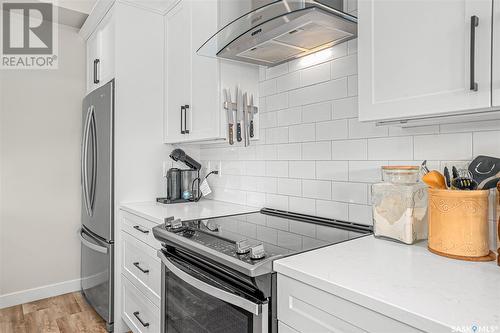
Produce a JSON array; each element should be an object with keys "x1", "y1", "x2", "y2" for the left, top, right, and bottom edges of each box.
[
  {"x1": 163, "y1": 0, "x2": 259, "y2": 144},
  {"x1": 164, "y1": 0, "x2": 193, "y2": 143},
  {"x1": 493, "y1": 0, "x2": 500, "y2": 107},
  {"x1": 86, "y1": 8, "x2": 115, "y2": 93},
  {"x1": 190, "y1": 0, "x2": 221, "y2": 142},
  {"x1": 164, "y1": 0, "x2": 221, "y2": 144},
  {"x1": 359, "y1": 0, "x2": 493, "y2": 123}
]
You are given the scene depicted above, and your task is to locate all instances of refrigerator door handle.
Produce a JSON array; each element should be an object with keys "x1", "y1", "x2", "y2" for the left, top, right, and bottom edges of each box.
[
  {"x1": 89, "y1": 106, "x2": 97, "y2": 214},
  {"x1": 82, "y1": 106, "x2": 92, "y2": 216},
  {"x1": 79, "y1": 229, "x2": 108, "y2": 254}
]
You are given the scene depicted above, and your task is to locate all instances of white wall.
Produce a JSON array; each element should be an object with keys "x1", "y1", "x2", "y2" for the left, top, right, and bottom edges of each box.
[
  {"x1": 198, "y1": 3, "x2": 499, "y2": 252},
  {"x1": 0, "y1": 24, "x2": 85, "y2": 300}
]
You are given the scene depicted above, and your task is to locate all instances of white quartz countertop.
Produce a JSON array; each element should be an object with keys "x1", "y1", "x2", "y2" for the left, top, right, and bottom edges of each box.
[
  {"x1": 120, "y1": 200, "x2": 260, "y2": 224},
  {"x1": 274, "y1": 236, "x2": 500, "y2": 332}
]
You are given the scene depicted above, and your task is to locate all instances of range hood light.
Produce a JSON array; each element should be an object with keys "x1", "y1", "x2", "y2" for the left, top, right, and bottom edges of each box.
[{"x1": 298, "y1": 47, "x2": 334, "y2": 67}]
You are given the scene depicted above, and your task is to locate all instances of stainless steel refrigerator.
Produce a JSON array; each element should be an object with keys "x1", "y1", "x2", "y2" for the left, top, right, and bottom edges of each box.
[{"x1": 79, "y1": 80, "x2": 114, "y2": 332}]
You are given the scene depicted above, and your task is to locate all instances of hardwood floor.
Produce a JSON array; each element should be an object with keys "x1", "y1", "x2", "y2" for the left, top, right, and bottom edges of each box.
[{"x1": 0, "y1": 292, "x2": 110, "y2": 333}]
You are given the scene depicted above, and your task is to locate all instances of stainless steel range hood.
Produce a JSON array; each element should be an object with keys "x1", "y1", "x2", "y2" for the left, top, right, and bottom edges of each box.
[{"x1": 197, "y1": 0, "x2": 357, "y2": 67}]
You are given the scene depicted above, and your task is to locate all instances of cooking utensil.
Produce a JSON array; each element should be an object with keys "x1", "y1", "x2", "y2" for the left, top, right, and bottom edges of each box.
[
  {"x1": 420, "y1": 160, "x2": 430, "y2": 175},
  {"x1": 243, "y1": 92, "x2": 249, "y2": 147},
  {"x1": 236, "y1": 86, "x2": 242, "y2": 142},
  {"x1": 223, "y1": 89, "x2": 235, "y2": 145},
  {"x1": 249, "y1": 94, "x2": 257, "y2": 138},
  {"x1": 422, "y1": 170, "x2": 447, "y2": 189},
  {"x1": 444, "y1": 166, "x2": 451, "y2": 188},
  {"x1": 452, "y1": 166, "x2": 459, "y2": 180},
  {"x1": 468, "y1": 155, "x2": 500, "y2": 190},
  {"x1": 451, "y1": 177, "x2": 478, "y2": 190},
  {"x1": 496, "y1": 181, "x2": 500, "y2": 266},
  {"x1": 450, "y1": 168, "x2": 478, "y2": 190}
]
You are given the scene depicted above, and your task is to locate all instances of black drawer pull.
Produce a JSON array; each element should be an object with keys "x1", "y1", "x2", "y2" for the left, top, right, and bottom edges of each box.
[
  {"x1": 133, "y1": 311, "x2": 150, "y2": 327},
  {"x1": 133, "y1": 225, "x2": 149, "y2": 234},
  {"x1": 133, "y1": 262, "x2": 149, "y2": 274},
  {"x1": 93, "y1": 59, "x2": 100, "y2": 84},
  {"x1": 470, "y1": 15, "x2": 479, "y2": 91}
]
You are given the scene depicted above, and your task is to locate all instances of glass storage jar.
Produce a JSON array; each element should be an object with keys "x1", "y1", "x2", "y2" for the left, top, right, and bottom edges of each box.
[{"x1": 372, "y1": 166, "x2": 428, "y2": 244}]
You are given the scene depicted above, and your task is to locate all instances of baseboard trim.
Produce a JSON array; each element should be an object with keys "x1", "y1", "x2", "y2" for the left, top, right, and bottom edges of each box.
[{"x1": 0, "y1": 278, "x2": 81, "y2": 309}]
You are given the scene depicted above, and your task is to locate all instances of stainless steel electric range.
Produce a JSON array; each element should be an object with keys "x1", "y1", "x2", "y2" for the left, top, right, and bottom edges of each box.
[{"x1": 152, "y1": 208, "x2": 373, "y2": 333}]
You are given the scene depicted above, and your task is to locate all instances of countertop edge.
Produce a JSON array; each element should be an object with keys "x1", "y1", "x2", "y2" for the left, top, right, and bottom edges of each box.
[
  {"x1": 119, "y1": 200, "x2": 261, "y2": 225},
  {"x1": 274, "y1": 252, "x2": 452, "y2": 333},
  {"x1": 119, "y1": 205, "x2": 164, "y2": 224}
]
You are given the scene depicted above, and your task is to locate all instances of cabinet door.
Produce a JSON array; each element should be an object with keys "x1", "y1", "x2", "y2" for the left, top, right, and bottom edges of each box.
[
  {"x1": 98, "y1": 9, "x2": 115, "y2": 86},
  {"x1": 86, "y1": 31, "x2": 100, "y2": 93},
  {"x1": 189, "y1": 0, "x2": 221, "y2": 141},
  {"x1": 493, "y1": 0, "x2": 500, "y2": 106},
  {"x1": 359, "y1": 0, "x2": 492, "y2": 122},
  {"x1": 164, "y1": 0, "x2": 192, "y2": 143}
]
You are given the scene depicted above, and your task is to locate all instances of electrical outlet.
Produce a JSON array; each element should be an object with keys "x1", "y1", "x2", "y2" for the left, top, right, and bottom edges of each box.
[
  {"x1": 205, "y1": 161, "x2": 222, "y2": 177},
  {"x1": 214, "y1": 160, "x2": 222, "y2": 176}
]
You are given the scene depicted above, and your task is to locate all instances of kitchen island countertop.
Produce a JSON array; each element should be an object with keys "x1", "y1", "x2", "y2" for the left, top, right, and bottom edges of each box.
[
  {"x1": 120, "y1": 200, "x2": 260, "y2": 224},
  {"x1": 274, "y1": 235, "x2": 500, "y2": 332}
]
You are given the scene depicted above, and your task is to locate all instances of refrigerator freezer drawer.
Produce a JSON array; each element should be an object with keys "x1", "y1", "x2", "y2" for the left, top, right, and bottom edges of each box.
[{"x1": 80, "y1": 228, "x2": 114, "y2": 330}]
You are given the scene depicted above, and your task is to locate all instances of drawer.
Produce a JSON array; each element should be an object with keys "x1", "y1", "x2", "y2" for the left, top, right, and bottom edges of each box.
[
  {"x1": 122, "y1": 275, "x2": 160, "y2": 333},
  {"x1": 121, "y1": 211, "x2": 162, "y2": 249},
  {"x1": 279, "y1": 321, "x2": 300, "y2": 333},
  {"x1": 122, "y1": 231, "x2": 161, "y2": 307},
  {"x1": 278, "y1": 274, "x2": 422, "y2": 333}
]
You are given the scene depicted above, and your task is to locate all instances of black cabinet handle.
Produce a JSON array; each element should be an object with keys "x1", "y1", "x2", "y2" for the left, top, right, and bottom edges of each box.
[
  {"x1": 133, "y1": 262, "x2": 149, "y2": 274},
  {"x1": 133, "y1": 225, "x2": 149, "y2": 234},
  {"x1": 184, "y1": 105, "x2": 190, "y2": 134},
  {"x1": 93, "y1": 59, "x2": 100, "y2": 84},
  {"x1": 470, "y1": 15, "x2": 479, "y2": 91},
  {"x1": 180, "y1": 106, "x2": 185, "y2": 134},
  {"x1": 133, "y1": 311, "x2": 150, "y2": 327}
]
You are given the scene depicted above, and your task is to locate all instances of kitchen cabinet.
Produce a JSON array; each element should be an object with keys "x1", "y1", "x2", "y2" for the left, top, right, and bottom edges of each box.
[
  {"x1": 358, "y1": 0, "x2": 494, "y2": 124},
  {"x1": 493, "y1": 0, "x2": 500, "y2": 107},
  {"x1": 164, "y1": 0, "x2": 221, "y2": 143},
  {"x1": 120, "y1": 211, "x2": 162, "y2": 333},
  {"x1": 86, "y1": 8, "x2": 115, "y2": 93},
  {"x1": 277, "y1": 274, "x2": 421, "y2": 333},
  {"x1": 164, "y1": 0, "x2": 259, "y2": 144}
]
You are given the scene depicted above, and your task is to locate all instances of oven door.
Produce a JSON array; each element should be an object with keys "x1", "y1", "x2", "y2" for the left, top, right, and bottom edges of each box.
[{"x1": 158, "y1": 250, "x2": 268, "y2": 333}]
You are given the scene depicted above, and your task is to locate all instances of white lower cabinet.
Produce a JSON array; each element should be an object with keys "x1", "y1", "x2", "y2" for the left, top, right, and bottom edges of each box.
[
  {"x1": 120, "y1": 211, "x2": 162, "y2": 333},
  {"x1": 278, "y1": 321, "x2": 300, "y2": 333},
  {"x1": 122, "y1": 231, "x2": 161, "y2": 307},
  {"x1": 277, "y1": 274, "x2": 421, "y2": 333},
  {"x1": 122, "y1": 212, "x2": 162, "y2": 250},
  {"x1": 122, "y1": 275, "x2": 160, "y2": 333}
]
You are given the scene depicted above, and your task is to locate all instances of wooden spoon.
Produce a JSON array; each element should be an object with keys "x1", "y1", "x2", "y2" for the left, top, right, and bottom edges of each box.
[{"x1": 422, "y1": 170, "x2": 447, "y2": 189}]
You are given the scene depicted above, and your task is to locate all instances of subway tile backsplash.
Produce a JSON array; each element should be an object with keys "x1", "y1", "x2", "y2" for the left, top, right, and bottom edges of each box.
[{"x1": 198, "y1": 40, "x2": 499, "y2": 251}]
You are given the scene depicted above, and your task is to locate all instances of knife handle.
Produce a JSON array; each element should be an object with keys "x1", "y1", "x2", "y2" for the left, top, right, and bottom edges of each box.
[
  {"x1": 228, "y1": 124, "x2": 234, "y2": 145},
  {"x1": 236, "y1": 123, "x2": 242, "y2": 142},
  {"x1": 250, "y1": 121, "x2": 254, "y2": 138}
]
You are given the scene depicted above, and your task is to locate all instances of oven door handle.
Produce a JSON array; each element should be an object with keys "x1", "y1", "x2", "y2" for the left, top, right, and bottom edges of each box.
[{"x1": 158, "y1": 250, "x2": 262, "y2": 315}]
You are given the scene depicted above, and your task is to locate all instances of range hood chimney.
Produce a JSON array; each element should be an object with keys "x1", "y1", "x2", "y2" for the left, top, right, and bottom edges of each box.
[{"x1": 197, "y1": 0, "x2": 357, "y2": 67}]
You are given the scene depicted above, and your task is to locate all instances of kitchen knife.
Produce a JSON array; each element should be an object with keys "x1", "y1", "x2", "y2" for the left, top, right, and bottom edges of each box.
[
  {"x1": 224, "y1": 89, "x2": 234, "y2": 145},
  {"x1": 443, "y1": 166, "x2": 451, "y2": 188},
  {"x1": 249, "y1": 94, "x2": 256, "y2": 138},
  {"x1": 236, "y1": 88, "x2": 243, "y2": 142},
  {"x1": 236, "y1": 87, "x2": 243, "y2": 142},
  {"x1": 243, "y1": 92, "x2": 249, "y2": 146}
]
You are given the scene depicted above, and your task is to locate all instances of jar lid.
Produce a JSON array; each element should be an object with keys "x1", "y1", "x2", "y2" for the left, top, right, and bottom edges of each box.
[{"x1": 382, "y1": 166, "x2": 419, "y2": 170}]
